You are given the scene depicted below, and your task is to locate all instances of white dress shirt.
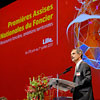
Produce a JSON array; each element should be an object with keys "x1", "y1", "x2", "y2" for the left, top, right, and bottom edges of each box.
[{"x1": 75, "y1": 60, "x2": 83, "y2": 75}]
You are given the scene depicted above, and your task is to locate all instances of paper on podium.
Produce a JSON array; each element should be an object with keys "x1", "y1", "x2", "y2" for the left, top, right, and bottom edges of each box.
[{"x1": 48, "y1": 78, "x2": 78, "y2": 92}]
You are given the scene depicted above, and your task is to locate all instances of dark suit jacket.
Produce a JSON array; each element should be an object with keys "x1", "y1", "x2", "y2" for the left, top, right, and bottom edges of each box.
[{"x1": 72, "y1": 61, "x2": 94, "y2": 100}]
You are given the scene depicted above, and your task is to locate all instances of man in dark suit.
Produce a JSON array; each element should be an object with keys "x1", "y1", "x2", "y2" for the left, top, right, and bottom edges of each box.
[{"x1": 71, "y1": 48, "x2": 94, "y2": 100}]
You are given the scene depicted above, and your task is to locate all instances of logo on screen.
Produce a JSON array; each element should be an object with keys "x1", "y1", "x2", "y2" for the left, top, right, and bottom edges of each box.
[{"x1": 43, "y1": 38, "x2": 53, "y2": 45}]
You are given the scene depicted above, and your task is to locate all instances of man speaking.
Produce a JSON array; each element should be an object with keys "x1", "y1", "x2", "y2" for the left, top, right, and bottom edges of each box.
[{"x1": 71, "y1": 48, "x2": 94, "y2": 100}]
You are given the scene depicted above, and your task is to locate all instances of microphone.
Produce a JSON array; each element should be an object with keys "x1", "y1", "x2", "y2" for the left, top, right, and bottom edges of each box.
[
  {"x1": 66, "y1": 66, "x2": 72, "y2": 71},
  {"x1": 50, "y1": 66, "x2": 73, "y2": 87},
  {"x1": 63, "y1": 66, "x2": 72, "y2": 74},
  {"x1": 59, "y1": 66, "x2": 72, "y2": 77}
]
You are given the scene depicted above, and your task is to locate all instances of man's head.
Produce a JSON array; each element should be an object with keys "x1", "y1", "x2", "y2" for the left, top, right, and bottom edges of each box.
[{"x1": 71, "y1": 48, "x2": 83, "y2": 63}]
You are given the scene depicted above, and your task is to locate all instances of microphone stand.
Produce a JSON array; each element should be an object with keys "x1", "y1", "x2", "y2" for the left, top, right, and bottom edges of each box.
[
  {"x1": 56, "y1": 67, "x2": 72, "y2": 100},
  {"x1": 56, "y1": 74, "x2": 59, "y2": 100}
]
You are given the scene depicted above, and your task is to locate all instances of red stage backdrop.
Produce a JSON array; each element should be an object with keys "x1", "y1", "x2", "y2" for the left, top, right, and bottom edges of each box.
[{"x1": 0, "y1": 0, "x2": 100, "y2": 100}]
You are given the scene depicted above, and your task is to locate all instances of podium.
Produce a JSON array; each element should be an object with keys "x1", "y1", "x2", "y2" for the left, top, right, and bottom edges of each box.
[
  {"x1": 49, "y1": 78, "x2": 78, "y2": 91},
  {"x1": 53, "y1": 96, "x2": 72, "y2": 100},
  {"x1": 48, "y1": 78, "x2": 78, "y2": 100}
]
